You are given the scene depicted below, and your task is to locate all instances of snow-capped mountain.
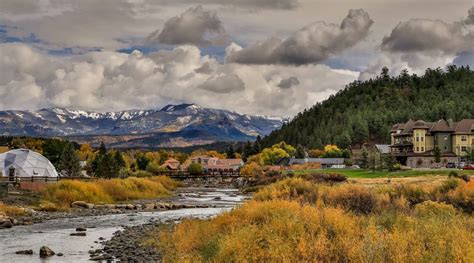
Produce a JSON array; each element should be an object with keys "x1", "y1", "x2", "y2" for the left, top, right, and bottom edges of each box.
[{"x1": 0, "y1": 104, "x2": 285, "y2": 147}]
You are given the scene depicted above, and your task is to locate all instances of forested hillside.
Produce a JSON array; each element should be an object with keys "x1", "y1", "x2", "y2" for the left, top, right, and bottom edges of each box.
[{"x1": 262, "y1": 66, "x2": 474, "y2": 149}]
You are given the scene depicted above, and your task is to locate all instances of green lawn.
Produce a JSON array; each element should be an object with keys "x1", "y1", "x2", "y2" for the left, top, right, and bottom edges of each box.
[{"x1": 288, "y1": 168, "x2": 474, "y2": 179}]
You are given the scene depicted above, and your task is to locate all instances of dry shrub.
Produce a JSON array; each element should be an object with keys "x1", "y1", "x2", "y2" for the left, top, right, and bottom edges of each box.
[
  {"x1": 0, "y1": 202, "x2": 25, "y2": 217},
  {"x1": 155, "y1": 199, "x2": 474, "y2": 262},
  {"x1": 445, "y1": 180, "x2": 474, "y2": 213},
  {"x1": 290, "y1": 162, "x2": 321, "y2": 170},
  {"x1": 253, "y1": 177, "x2": 320, "y2": 204},
  {"x1": 324, "y1": 185, "x2": 377, "y2": 214},
  {"x1": 300, "y1": 173, "x2": 347, "y2": 183},
  {"x1": 41, "y1": 176, "x2": 176, "y2": 209}
]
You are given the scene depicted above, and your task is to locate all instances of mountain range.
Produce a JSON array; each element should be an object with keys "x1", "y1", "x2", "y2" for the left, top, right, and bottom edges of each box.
[{"x1": 0, "y1": 104, "x2": 285, "y2": 148}]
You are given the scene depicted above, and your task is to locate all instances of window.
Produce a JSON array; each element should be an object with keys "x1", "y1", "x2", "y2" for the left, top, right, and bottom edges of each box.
[
  {"x1": 444, "y1": 136, "x2": 448, "y2": 141},
  {"x1": 461, "y1": 135, "x2": 467, "y2": 142},
  {"x1": 416, "y1": 147, "x2": 419, "y2": 152},
  {"x1": 421, "y1": 147, "x2": 424, "y2": 152},
  {"x1": 421, "y1": 137, "x2": 424, "y2": 142},
  {"x1": 461, "y1": 146, "x2": 467, "y2": 152},
  {"x1": 416, "y1": 137, "x2": 419, "y2": 142},
  {"x1": 444, "y1": 146, "x2": 448, "y2": 150}
]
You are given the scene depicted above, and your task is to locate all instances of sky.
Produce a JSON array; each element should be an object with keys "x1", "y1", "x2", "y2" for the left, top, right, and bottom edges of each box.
[{"x1": 0, "y1": 0, "x2": 473, "y2": 117}]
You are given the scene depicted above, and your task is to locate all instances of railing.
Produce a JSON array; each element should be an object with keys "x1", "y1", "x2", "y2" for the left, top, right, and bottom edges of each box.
[{"x1": 0, "y1": 176, "x2": 93, "y2": 182}]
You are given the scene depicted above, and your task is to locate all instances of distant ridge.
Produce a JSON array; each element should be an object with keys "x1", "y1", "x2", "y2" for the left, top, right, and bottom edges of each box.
[{"x1": 0, "y1": 104, "x2": 285, "y2": 148}]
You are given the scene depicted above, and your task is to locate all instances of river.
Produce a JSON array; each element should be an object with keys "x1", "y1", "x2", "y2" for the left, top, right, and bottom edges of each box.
[{"x1": 0, "y1": 187, "x2": 248, "y2": 262}]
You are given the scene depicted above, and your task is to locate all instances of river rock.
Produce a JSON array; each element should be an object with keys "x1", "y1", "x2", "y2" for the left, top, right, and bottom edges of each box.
[
  {"x1": 15, "y1": 249, "x2": 33, "y2": 255},
  {"x1": 115, "y1": 204, "x2": 127, "y2": 209},
  {"x1": 106, "y1": 204, "x2": 116, "y2": 209},
  {"x1": 143, "y1": 204, "x2": 155, "y2": 210},
  {"x1": 76, "y1": 227, "x2": 87, "y2": 232},
  {"x1": 0, "y1": 217, "x2": 13, "y2": 229},
  {"x1": 57, "y1": 253, "x2": 64, "y2": 256},
  {"x1": 39, "y1": 246, "x2": 55, "y2": 257},
  {"x1": 94, "y1": 204, "x2": 107, "y2": 209},
  {"x1": 125, "y1": 204, "x2": 135, "y2": 210},
  {"x1": 71, "y1": 201, "x2": 88, "y2": 208}
]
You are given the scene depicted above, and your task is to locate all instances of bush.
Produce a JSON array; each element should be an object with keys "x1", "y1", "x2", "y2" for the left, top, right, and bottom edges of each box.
[
  {"x1": 187, "y1": 162, "x2": 203, "y2": 175},
  {"x1": 154, "y1": 199, "x2": 474, "y2": 262},
  {"x1": 300, "y1": 173, "x2": 347, "y2": 184},
  {"x1": 437, "y1": 179, "x2": 460, "y2": 194},
  {"x1": 253, "y1": 178, "x2": 320, "y2": 204},
  {"x1": 41, "y1": 177, "x2": 177, "y2": 209},
  {"x1": 445, "y1": 180, "x2": 474, "y2": 213},
  {"x1": 324, "y1": 185, "x2": 377, "y2": 214},
  {"x1": 0, "y1": 202, "x2": 26, "y2": 216},
  {"x1": 240, "y1": 162, "x2": 264, "y2": 178}
]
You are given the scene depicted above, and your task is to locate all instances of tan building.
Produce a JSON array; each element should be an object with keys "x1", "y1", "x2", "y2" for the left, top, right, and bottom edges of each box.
[{"x1": 390, "y1": 119, "x2": 474, "y2": 167}]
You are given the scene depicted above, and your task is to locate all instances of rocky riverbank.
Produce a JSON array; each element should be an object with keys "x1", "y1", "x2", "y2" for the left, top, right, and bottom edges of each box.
[{"x1": 89, "y1": 221, "x2": 164, "y2": 261}]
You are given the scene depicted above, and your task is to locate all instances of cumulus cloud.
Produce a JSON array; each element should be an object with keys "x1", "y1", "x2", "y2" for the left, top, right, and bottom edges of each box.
[
  {"x1": 226, "y1": 9, "x2": 373, "y2": 65},
  {"x1": 0, "y1": 43, "x2": 358, "y2": 116},
  {"x1": 466, "y1": 6, "x2": 474, "y2": 25},
  {"x1": 277, "y1": 76, "x2": 300, "y2": 89},
  {"x1": 146, "y1": 6, "x2": 230, "y2": 47},
  {"x1": 198, "y1": 74, "x2": 245, "y2": 93},
  {"x1": 381, "y1": 19, "x2": 469, "y2": 54},
  {"x1": 360, "y1": 6, "x2": 474, "y2": 80},
  {"x1": 152, "y1": 0, "x2": 299, "y2": 10}
]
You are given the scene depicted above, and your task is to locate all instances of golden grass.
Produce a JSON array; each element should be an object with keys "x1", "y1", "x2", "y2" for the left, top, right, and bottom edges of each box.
[
  {"x1": 41, "y1": 176, "x2": 178, "y2": 210},
  {"x1": 156, "y1": 200, "x2": 474, "y2": 262},
  {"x1": 0, "y1": 202, "x2": 26, "y2": 217},
  {"x1": 152, "y1": 177, "x2": 474, "y2": 262}
]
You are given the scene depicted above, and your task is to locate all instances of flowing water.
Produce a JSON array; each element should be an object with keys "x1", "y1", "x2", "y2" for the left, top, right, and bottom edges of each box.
[{"x1": 0, "y1": 187, "x2": 248, "y2": 262}]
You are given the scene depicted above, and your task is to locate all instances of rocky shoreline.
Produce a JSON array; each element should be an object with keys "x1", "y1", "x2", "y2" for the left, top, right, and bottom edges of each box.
[{"x1": 89, "y1": 221, "x2": 164, "y2": 261}]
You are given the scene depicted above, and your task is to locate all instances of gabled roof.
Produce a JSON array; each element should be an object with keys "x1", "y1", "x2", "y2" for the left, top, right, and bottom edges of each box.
[
  {"x1": 375, "y1": 144, "x2": 390, "y2": 154},
  {"x1": 454, "y1": 119, "x2": 474, "y2": 134}
]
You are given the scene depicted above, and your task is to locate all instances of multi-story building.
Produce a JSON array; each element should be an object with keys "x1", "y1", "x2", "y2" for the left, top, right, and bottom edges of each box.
[{"x1": 390, "y1": 119, "x2": 474, "y2": 167}]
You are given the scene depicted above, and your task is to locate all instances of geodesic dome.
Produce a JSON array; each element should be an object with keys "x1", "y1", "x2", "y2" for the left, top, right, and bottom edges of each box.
[{"x1": 0, "y1": 149, "x2": 59, "y2": 178}]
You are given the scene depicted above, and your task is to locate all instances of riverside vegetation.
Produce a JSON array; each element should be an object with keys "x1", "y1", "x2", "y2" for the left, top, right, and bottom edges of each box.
[
  {"x1": 148, "y1": 175, "x2": 474, "y2": 262},
  {"x1": 39, "y1": 176, "x2": 178, "y2": 210}
]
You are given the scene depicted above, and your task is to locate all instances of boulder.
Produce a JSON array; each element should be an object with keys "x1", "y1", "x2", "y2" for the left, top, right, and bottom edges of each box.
[
  {"x1": 0, "y1": 218, "x2": 13, "y2": 229},
  {"x1": 76, "y1": 227, "x2": 87, "y2": 232},
  {"x1": 143, "y1": 204, "x2": 155, "y2": 210},
  {"x1": 106, "y1": 204, "x2": 116, "y2": 209},
  {"x1": 15, "y1": 250, "x2": 33, "y2": 255},
  {"x1": 57, "y1": 253, "x2": 64, "y2": 256},
  {"x1": 86, "y1": 203, "x2": 95, "y2": 209},
  {"x1": 125, "y1": 204, "x2": 135, "y2": 210},
  {"x1": 39, "y1": 246, "x2": 55, "y2": 257},
  {"x1": 71, "y1": 201, "x2": 88, "y2": 208},
  {"x1": 94, "y1": 204, "x2": 107, "y2": 209},
  {"x1": 115, "y1": 204, "x2": 127, "y2": 209}
]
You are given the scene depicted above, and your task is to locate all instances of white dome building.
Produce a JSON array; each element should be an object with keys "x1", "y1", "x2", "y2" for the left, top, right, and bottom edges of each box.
[{"x1": 0, "y1": 149, "x2": 59, "y2": 178}]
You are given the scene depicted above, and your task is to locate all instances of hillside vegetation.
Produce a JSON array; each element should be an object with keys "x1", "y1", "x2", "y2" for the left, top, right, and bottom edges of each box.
[
  {"x1": 263, "y1": 66, "x2": 474, "y2": 148},
  {"x1": 152, "y1": 177, "x2": 474, "y2": 262}
]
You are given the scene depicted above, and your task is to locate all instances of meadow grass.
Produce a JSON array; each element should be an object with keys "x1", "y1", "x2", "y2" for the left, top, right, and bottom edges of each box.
[
  {"x1": 150, "y1": 177, "x2": 474, "y2": 262},
  {"x1": 0, "y1": 202, "x2": 26, "y2": 217},
  {"x1": 41, "y1": 176, "x2": 178, "y2": 210},
  {"x1": 289, "y1": 168, "x2": 474, "y2": 178}
]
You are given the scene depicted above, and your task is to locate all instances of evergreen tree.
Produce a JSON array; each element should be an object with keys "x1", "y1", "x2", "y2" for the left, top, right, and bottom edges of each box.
[
  {"x1": 360, "y1": 148, "x2": 369, "y2": 169},
  {"x1": 253, "y1": 135, "x2": 262, "y2": 153},
  {"x1": 242, "y1": 141, "x2": 254, "y2": 162},
  {"x1": 226, "y1": 145, "x2": 236, "y2": 159},
  {"x1": 295, "y1": 144, "x2": 306, "y2": 158},
  {"x1": 112, "y1": 151, "x2": 126, "y2": 178},
  {"x1": 136, "y1": 154, "x2": 151, "y2": 170},
  {"x1": 59, "y1": 142, "x2": 81, "y2": 177},
  {"x1": 434, "y1": 146, "x2": 441, "y2": 163}
]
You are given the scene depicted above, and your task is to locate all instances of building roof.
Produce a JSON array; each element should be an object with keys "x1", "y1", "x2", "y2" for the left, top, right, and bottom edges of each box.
[
  {"x1": 277, "y1": 157, "x2": 345, "y2": 166},
  {"x1": 454, "y1": 119, "x2": 474, "y2": 134},
  {"x1": 392, "y1": 119, "x2": 474, "y2": 135},
  {"x1": 217, "y1": 159, "x2": 243, "y2": 166},
  {"x1": 0, "y1": 149, "x2": 59, "y2": 177},
  {"x1": 375, "y1": 144, "x2": 390, "y2": 154}
]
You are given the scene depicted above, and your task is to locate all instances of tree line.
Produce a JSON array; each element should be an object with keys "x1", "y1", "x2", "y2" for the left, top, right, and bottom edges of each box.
[{"x1": 262, "y1": 66, "x2": 474, "y2": 149}]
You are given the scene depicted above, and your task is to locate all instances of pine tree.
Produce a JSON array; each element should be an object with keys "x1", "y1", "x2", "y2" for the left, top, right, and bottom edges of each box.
[
  {"x1": 361, "y1": 148, "x2": 369, "y2": 169},
  {"x1": 112, "y1": 151, "x2": 126, "y2": 178},
  {"x1": 434, "y1": 146, "x2": 441, "y2": 163},
  {"x1": 226, "y1": 145, "x2": 236, "y2": 159},
  {"x1": 253, "y1": 135, "x2": 262, "y2": 153},
  {"x1": 59, "y1": 142, "x2": 81, "y2": 177},
  {"x1": 242, "y1": 141, "x2": 254, "y2": 162},
  {"x1": 295, "y1": 144, "x2": 306, "y2": 158}
]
